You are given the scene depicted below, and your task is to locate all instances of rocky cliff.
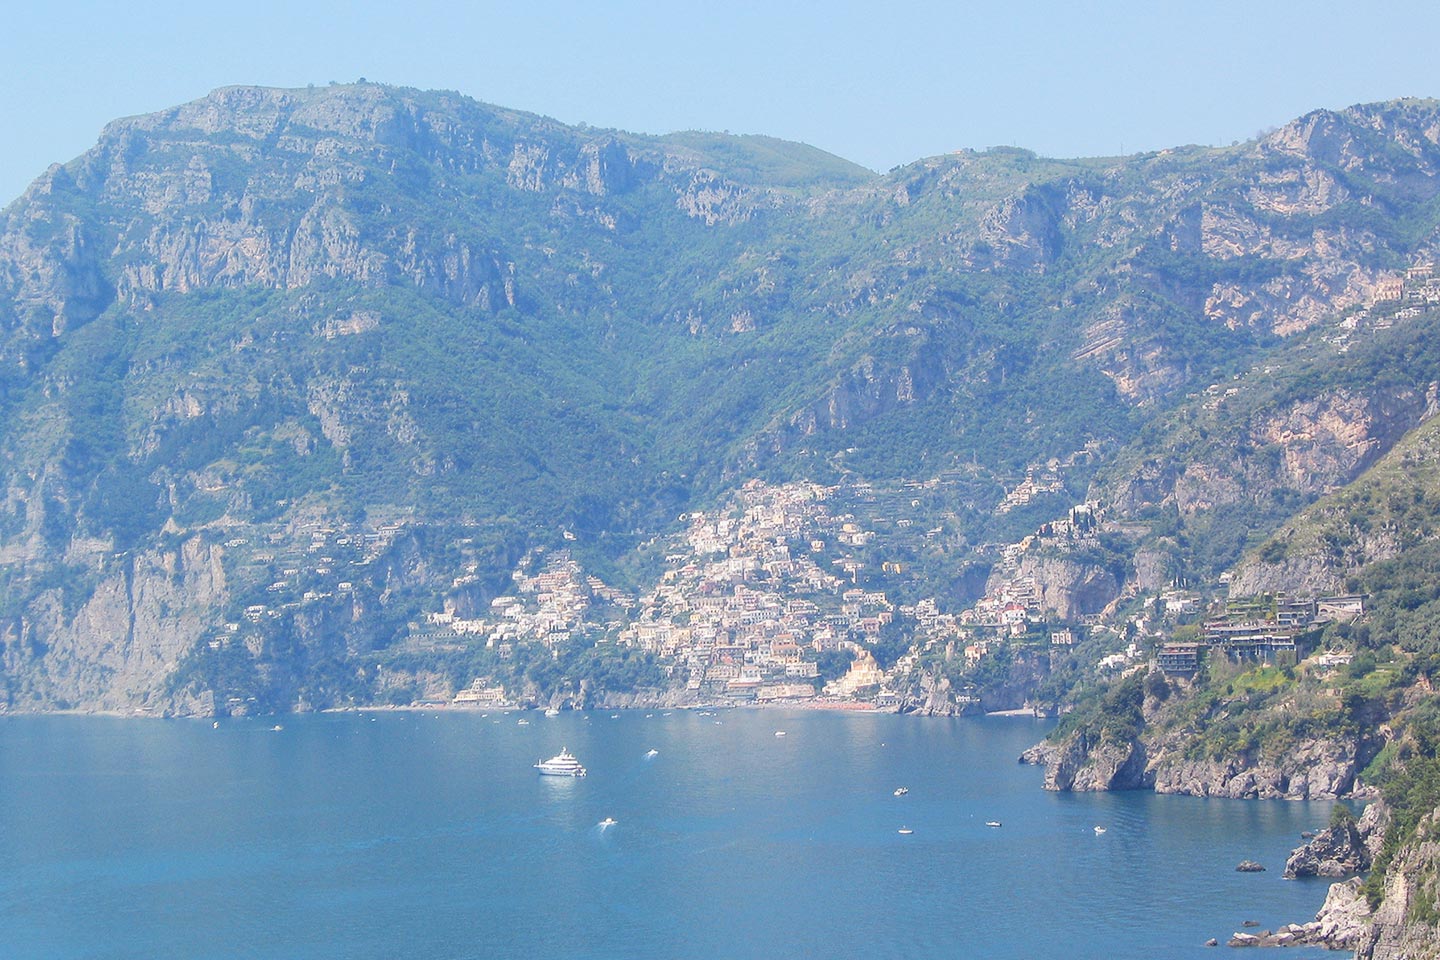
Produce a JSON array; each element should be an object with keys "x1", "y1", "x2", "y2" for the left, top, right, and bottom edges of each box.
[
  {"x1": 989, "y1": 549, "x2": 1122, "y2": 622},
  {"x1": 1356, "y1": 804, "x2": 1440, "y2": 960},
  {"x1": 1285, "y1": 803, "x2": 1388, "y2": 878},
  {"x1": 7, "y1": 88, "x2": 1440, "y2": 714},
  {"x1": 1023, "y1": 666, "x2": 1374, "y2": 801},
  {"x1": 1146, "y1": 733, "x2": 1366, "y2": 800},
  {"x1": 1023, "y1": 733, "x2": 1150, "y2": 791},
  {"x1": 1229, "y1": 877, "x2": 1373, "y2": 950},
  {"x1": 1, "y1": 535, "x2": 226, "y2": 714},
  {"x1": 1024, "y1": 727, "x2": 1366, "y2": 799}
]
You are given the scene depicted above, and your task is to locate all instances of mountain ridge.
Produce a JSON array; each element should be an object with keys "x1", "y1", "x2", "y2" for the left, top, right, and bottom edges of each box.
[
  {"x1": 3, "y1": 84, "x2": 1440, "y2": 717},
  {"x1": 7, "y1": 80, "x2": 1440, "y2": 958}
]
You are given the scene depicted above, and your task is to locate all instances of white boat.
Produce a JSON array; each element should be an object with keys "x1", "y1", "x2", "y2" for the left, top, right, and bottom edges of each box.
[
  {"x1": 894, "y1": 787, "x2": 909, "y2": 796},
  {"x1": 898, "y1": 827, "x2": 914, "y2": 835},
  {"x1": 544, "y1": 707, "x2": 560, "y2": 718},
  {"x1": 1094, "y1": 826, "x2": 1107, "y2": 835},
  {"x1": 645, "y1": 749, "x2": 659, "y2": 758},
  {"x1": 534, "y1": 747, "x2": 587, "y2": 777},
  {"x1": 775, "y1": 730, "x2": 786, "y2": 737},
  {"x1": 599, "y1": 817, "x2": 618, "y2": 828},
  {"x1": 985, "y1": 821, "x2": 1002, "y2": 828}
]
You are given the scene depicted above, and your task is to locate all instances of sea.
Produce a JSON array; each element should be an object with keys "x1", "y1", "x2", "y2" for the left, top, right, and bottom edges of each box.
[{"x1": 0, "y1": 709, "x2": 1345, "y2": 960}]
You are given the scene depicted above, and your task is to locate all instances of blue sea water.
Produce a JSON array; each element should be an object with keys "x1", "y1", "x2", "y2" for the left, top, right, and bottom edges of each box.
[{"x1": 0, "y1": 710, "x2": 1343, "y2": 960}]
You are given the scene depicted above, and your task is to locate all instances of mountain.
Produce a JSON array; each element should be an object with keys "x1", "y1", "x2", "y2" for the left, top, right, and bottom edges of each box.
[
  {"x1": 6, "y1": 80, "x2": 1440, "y2": 952},
  {"x1": 4, "y1": 85, "x2": 1440, "y2": 716}
]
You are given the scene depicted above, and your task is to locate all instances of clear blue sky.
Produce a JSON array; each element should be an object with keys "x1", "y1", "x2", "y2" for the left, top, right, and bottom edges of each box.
[{"x1": 3, "y1": 0, "x2": 1438, "y2": 205}]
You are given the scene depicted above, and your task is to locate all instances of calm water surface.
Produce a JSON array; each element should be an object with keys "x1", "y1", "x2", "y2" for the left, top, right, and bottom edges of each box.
[{"x1": 0, "y1": 711, "x2": 1341, "y2": 959}]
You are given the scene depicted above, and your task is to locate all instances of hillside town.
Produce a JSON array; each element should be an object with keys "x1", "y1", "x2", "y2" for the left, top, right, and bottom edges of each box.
[
  {"x1": 203, "y1": 466, "x2": 1368, "y2": 717},
  {"x1": 415, "y1": 473, "x2": 1356, "y2": 713}
]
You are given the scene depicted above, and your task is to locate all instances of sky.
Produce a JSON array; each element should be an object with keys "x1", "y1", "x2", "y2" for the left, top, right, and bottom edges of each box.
[{"x1": 3, "y1": 0, "x2": 1440, "y2": 204}]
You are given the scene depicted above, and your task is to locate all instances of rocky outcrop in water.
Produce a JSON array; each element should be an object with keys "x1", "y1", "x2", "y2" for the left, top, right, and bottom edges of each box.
[
  {"x1": 1227, "y1": 877, "x2": 1372, "y2": 950},
  {"x1": 1147, "y1": 735, "x2": 1366, "y2": 800},
  {"x1": 1026, "y1": 726, "x2": 1367, "y2": 800},
  {"x1": 1284, "y1": 803, "x2": 1388, "y2": 878},
  {"x1": 1026, "y1": 731, "x2": 1151, "y2": 792}
]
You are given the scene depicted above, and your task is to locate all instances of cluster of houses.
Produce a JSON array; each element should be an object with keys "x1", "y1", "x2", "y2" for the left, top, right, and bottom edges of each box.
[
  {"x1": 1372, "y1": 263, "x2": 1440, "y2": 307},
  {"x1": 434, "y1": 479, "x2": 1124, "y2": 708},
  {"x1": 355, "y1": 454, "x2": 1383, "y2": 712},
  {"x1": 621, "y1": 481, "x2": 898, "y2": 702},
  {"x1": 217, "y1": 519, "x2": 405, "y2": 638},
  {"x1": 423, "y1": 553, "x2": 636, "y2": 662},
  {"x1": 1157, "y1": 594, "x2": 1365, "y2": 677},
  {"x1": 434, "y1": 479, "x2": 1003, "y2": 706},
  {"x1": 1322, "y1": 262, "x2": 1440, "y2": 353}
]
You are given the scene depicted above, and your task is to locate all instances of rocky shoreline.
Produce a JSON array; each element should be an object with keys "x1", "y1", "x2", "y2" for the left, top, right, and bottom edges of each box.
[
  {"x1": 1018, "y1": 730, "x2": 1373, "y2": 801},
  {"x1": 1223, "y1": 877, "x2": 1371, "y2": 951}
]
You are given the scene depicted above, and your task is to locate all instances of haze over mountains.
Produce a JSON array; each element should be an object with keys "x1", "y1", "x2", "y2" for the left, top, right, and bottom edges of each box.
[{"x1": 3, "y1": 83, "x2": 1440, "y2": 715}]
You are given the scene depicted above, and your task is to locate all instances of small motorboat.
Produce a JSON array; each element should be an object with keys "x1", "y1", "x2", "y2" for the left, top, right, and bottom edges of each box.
[
  {"x1": 894, "y1": 787, "x2": 909, "y2": 797},
  {"x1": 898, "y1": 827, "x2": 914, "y2": 835},
  {"x1": 1094, "y1": 826, "x2": 1107, "y2": 835},
  {"x1": 985, "y1": 821, "x2": 1002, "y2": 828}
]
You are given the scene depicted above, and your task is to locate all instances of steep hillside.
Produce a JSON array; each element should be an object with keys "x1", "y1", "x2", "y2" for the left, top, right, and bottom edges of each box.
[{"x1": 5, "y1": 86, "x2": 1440, "y2": 714}]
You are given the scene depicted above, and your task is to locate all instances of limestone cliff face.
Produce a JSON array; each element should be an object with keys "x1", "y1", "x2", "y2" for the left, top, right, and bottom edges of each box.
[
  {"x1": 1284, "y1": 802, "x2": 1388, "y2": 878},
  {"x1": 0, "y1": 165, "x2": 113, "y2": 340},
  {"x1": 1119, "y1": 385, "x2": 1433, "y2": 524},
  {"x1": 1230, "y1": 388, "x2": 1440, "y2": 596},
  {"x1": 1031, "y1": 731, "x2": 1364, "y2": 799},
  {"x1": 896, "y1": 665, "x2": 1031, "y2": 717},
  {"x1": 902, "y1": 669, "x2": 971, "y2": 717},
  {"x1": 1027, "y1": 717, "x2": 1367, "y2": 800},
  {"x1": 1037, "y1": 732, "x2": 1150, "y2": 792},
  {"x1": 1, "y1": 535, "x2": 226, "y2": 714},
  {"x1": 1145, "y1": 735, "x2": 1364, "y2": 799},
  {"x1": 991, "y1": 550, "x2": 1121, "y2": 621},
  {"x1": 1356, "y1": 805, "x2": 1440, "y2": 960},
  {"x1": 0, "y1": 83, "x2": 776, "y2": 338},
  {"x1": 780, "y1": 334, "x2": 949, "y2": 438}
]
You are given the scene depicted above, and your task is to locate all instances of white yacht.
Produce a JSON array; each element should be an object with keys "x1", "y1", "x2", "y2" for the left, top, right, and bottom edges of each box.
[
  {"x1": 534, "y1": 747, "x2": 587, "y2": 777},
  {"x1": 893, "y1": 786, "x2": 909, "y2": 796}
]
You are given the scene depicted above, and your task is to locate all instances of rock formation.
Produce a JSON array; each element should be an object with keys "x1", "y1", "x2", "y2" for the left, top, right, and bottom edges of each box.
[
  {"x1": 1355, "y1": 805, "x2": 1440, "y2": 960},
  {"x1": 1284, "y1": 803, "x2": 1388, "y2": 878}
]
